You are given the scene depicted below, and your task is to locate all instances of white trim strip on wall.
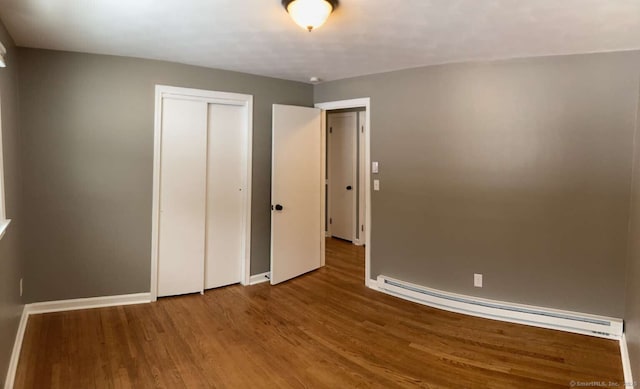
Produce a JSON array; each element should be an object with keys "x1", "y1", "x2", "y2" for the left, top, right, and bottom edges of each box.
[
  {"x1": 620, "y1": 334, "x2": 635, "y2": 389},
  {"x1": 4, "y1": 293, "x2": 151, "y2": 389},
  {"x1": 25, "y1": 293, "x2": 151, "y2": 315},
  {"x1": 4, "y1": 306, "x2": 28, "y2": 389}
]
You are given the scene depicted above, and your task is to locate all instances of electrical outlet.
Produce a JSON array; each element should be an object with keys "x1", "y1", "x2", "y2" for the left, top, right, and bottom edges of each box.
[
  {"x1": 19, "y1": 278, "x2": 23, "y2": 297},
  {"x1": 474, "y1": 274, "x2": 483, "y2": 288},
  {"x1": 373, "y1": 179, "x2": 380, "y2": 191}
]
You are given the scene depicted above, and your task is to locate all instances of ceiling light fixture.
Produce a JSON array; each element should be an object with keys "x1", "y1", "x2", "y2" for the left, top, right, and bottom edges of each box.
[{"x1": 282, "y1": 0, "x2": 338, "y2": 32}]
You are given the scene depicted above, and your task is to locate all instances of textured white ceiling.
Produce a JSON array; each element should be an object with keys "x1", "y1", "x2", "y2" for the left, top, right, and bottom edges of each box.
[{"x1": 0, "y1": 0, "x2": 639, "y2": 83}]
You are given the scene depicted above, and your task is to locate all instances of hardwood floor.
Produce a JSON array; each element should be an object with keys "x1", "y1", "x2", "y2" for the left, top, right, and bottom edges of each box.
[{"x1": 15, "y1": 238, "x2": 623, "y2": 388}]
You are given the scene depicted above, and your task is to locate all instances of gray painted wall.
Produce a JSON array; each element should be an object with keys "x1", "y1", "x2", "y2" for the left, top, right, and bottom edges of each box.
[
  {"x1": 315, "y1": 51, "x2": 640, "y2": 317},
  {"x1": 13, "y1": 44, "x2": 640, "y2": 328},
  {"x1": 625, "y1": 89, "x2": 640, "y2": 382},
  {"x1": 0, "y1": 21, "x2": 23, "y2": 385},
  {"x1": 18, "y1": 48, "x2": 313, "y2": 303}
]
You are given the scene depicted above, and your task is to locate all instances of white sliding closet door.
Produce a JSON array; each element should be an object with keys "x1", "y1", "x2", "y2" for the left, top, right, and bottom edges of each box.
[
  {"x1": 205, "y1": 103, "x2": 245, "y2": 289},
  {"x1": 153, "y1": 85, "x2": 253, "y2": 300},
  {"x1": 157, "y1": 98, "x2": 208, "y2": 297}
]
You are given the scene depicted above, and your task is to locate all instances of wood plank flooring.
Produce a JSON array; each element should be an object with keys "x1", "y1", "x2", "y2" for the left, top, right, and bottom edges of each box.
[{"x1": 15, "y1": 238, "x2": 624, "y2": 388}]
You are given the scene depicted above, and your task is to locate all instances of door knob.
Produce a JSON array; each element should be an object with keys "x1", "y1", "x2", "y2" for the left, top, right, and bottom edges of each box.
[
  {"x1": 346, "y1": 186, "x2": 352, "y2": 190},
  {"x1": 274, "y1": 204, "x2": 284, "y2": 211}
]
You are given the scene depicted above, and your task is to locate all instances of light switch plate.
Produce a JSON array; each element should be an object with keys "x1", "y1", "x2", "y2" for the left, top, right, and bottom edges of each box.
[
  {"x1": 372, "y1": 161, "x2": 379, "y2": 174},
  {"x1": 373, "y1": 179, "x2": 380, "y2": 191}
]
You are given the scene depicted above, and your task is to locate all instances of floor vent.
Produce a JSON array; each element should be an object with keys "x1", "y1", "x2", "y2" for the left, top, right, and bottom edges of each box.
[{"x1": 376, "y1": 275, "x2": 623, "y2": 339}]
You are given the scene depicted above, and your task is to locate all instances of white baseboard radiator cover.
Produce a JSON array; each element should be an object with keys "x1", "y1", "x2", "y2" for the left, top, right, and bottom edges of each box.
[{"x1": 376, "y1": 275, "x2": 623, "y2": 340}]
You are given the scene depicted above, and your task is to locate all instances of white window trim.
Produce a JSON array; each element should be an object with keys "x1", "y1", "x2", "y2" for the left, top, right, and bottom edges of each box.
[
  {"x1": 0, "y1": 91, "x2": 11, "y2": 240},
  {"x1": 0, "y1": 219, "x2": 10, "y2": 240}
]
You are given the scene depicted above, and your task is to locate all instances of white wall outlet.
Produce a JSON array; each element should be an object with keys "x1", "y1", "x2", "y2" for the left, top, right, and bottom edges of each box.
[
  {"x1": 474, "y1": 274, "x2": 483, "y2": 288},
  {"x1": 373, "y1": 179, "x2": 380, "y2": 191},
  {"x1": 19, "y1": 278, "x2": 23, "y2": 297},
  {"x1": 372, "y1": 161, "x2": 379, "y2": 174}
]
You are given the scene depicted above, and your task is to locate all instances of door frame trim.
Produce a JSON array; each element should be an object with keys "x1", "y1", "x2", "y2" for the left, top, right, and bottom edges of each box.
[
  {"x1": 326, "y1": 112, "x2": 359, "y2": 243},
  {"x1": 151, "y1": 85, "x2": 253, "y2": 301},
  {"x1": 315, "y1": 98, "x2": 372, "y2": 287},
  {"x1": 356, "y1": 111, "x2": 366, "y2": 246}
]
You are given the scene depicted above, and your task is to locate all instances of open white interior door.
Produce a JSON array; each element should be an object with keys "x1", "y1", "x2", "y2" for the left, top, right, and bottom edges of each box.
[
  {"x1": 328, "y1": 112, "x2": 357, "y2": 241},
  {"x1": 271, "y1": 104, "x2": 323, "y2": 285}
]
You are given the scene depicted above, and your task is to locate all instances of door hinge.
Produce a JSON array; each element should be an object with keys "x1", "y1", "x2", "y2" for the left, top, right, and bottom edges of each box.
[
  {"x1": 361, "y1": 125, "x2": 364, "y2": 133},
  {"x1": 330, "y1": 218, "x2": 332, "y2": 224},
  {"x1": 329, "y1": 127, "x2": 332, "y2": 134},
  {"x1": 361, "y1": 225, "x2": 364, "y2": 232}
]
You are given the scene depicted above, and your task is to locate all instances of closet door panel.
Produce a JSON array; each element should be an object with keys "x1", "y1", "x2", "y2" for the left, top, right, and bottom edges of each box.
[
  {"x1": 158, "y1": 98, "x2": 208, "y2": 297},
  {"x1": 205, "y1": 103, "x2": 245, "y2": 289}
]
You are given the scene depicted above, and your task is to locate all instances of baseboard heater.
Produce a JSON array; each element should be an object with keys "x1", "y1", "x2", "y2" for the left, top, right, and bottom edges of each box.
[{"x1": 376, "y1": 275, "x2": 623, "y2": 340}]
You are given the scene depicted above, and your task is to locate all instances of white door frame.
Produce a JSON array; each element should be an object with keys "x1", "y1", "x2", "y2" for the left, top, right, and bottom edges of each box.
[
  {"x1": 356, "y1": 111, "x2": 366, "y2": 247},
  {"x1": 151, "y1": 85, "x2": 253, "y2": 301},
  {"x1": 315, "y1": 98, "x2": 372, "y2": 287}
]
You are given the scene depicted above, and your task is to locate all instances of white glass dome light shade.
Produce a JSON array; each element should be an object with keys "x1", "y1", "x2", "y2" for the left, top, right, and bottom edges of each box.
[{"x1": 285, "y1": 0, "x2": 336, "y2": 32}]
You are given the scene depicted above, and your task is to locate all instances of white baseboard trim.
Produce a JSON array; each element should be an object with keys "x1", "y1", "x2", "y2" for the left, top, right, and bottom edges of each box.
[
  {"x1": 4, "y1": 306, "x2": 28, "y2": 389},
  {"x1": 375, "y1": 275, "x2": 623, "y2": 340},
  {"x1": 249, "y1": 272, "x2": 270, "y2": 285},
  {"x1": 620, "y1": 334, "x2": 635, "y2": 388},
  {"x1": 26, "y1": 292, "x2": 152, "y2": 315},
  {"x1": 366, "y1": 278, "x2": 379, "y2": 290},
  {"x1": 4, "y1": 293, "x2": 151, "y2": 388}
]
